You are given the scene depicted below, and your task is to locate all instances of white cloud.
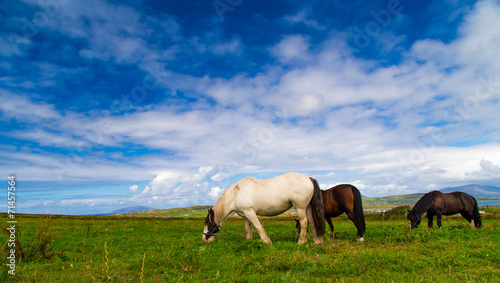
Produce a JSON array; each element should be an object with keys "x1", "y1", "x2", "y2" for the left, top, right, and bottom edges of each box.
[
  {"x1": 209, "y1": 187, "x2": 223, "y2": 199},
  {"x1": 210, "y1": 37, "x2": 243, "y2": 55},
  {"x1": 270, "y1": 35, "x2": 311, "y2": 63},
  {"x1": 141, "y1": 186, "x2": 151, "y2": 195},
  {"x1": 456, "y1": 0, "x2": 500, "y2": 67},
  {"x1": 141, "y1": 167, "x2": 217, "y2": 203},
  {"x1": 289, "y1": 94, "x2": 324, "y2": 116},
  {"x1": 0, "y1": 91, "x2": 61, "y2": 122},
  {"x1": 210, "y1": 171, "x2": 227, "y2": 182},
  {"x1": 467, "y1": 159, "x2": 500, "y2": 178},
  {"x1": 129, "y1": 185, "x2": 138, "y2": 194},
  {"x1": 148, "y1": 172, "x2": 182, "y2": 195},
  {"x1": 284, "y1": 9, "x2": 326, "y2": 30}
]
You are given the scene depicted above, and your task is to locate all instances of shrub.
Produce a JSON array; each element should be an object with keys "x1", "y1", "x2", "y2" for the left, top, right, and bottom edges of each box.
[{"x1": 1, "y1": 217, "x2": 62, "y2": 262}]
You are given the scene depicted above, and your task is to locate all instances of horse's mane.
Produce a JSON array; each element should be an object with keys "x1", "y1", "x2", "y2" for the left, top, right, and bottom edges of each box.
[
  {"x1": 412, "y1": 190, "x2": 443, "y2": 216},
  {"x1": 212, "y1": 190, "x2": 228, "y2": 224}
]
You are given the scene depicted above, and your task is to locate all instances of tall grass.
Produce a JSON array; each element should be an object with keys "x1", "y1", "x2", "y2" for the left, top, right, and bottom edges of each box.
[{"x1": 1, "y1": 217, "x2": 62, "y2": 263}]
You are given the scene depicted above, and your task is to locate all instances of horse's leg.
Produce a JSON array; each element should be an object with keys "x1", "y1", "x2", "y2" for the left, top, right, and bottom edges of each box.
[
  {"x1": 243, "y1": 217, "x2": 253, "y2": 239},
  {"x1": 237, "y1": 213, "x2": 254, "y2": 239},
  {"x1": 242, "y1": 210, "x2": 272, "y2": 244},
  {"x1": 325, "y1": 217, "x2": 335, "y2": 238},
  {"x1": 296, "y1": 207, "x2": 308, "y2": 244},
  {"x1": 346, "y1": 211, "x2": 363, "y2": 241},
  {"x1": 436, "y1": 213, "x2": 443, "y2": 228},
  {"x1": 461, "y1": 211, "x2": 475, "y2": 228},
  {"x1": 427, "y1": 213, "x2": 434, "y2": 228},
  {"x1": 306, "y1": 206, "x2": 323, "y2": 244}
]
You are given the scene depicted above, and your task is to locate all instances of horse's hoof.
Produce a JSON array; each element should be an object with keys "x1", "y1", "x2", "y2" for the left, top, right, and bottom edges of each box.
[{"x1": 357, "y1": 237, "x2": 364, "y2": 242}]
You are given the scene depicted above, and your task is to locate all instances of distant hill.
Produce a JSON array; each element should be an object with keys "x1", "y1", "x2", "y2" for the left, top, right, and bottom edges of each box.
[
  {"x1": 440, "y1": 184, "x2": 500, "y2": 198},
  {"x1": 110, "y1": 206, "x2": 157, "y2": 214},
  {"x1": 363, "y1": 193, "x2": 424, "y2": 208}
]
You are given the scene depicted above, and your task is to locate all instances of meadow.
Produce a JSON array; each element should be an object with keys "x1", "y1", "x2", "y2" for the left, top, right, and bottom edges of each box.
[{"x1": 1, "y1": 208, "x2": 500, "y2": 282}]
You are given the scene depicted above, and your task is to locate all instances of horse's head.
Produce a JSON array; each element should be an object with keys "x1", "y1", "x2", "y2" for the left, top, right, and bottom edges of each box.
[
  {"x1": 202, "y1": 208, "x2": 221, "y2": 243},
  {"x1": 407, "y1": 209, "x2": 421, "y2": 229}
]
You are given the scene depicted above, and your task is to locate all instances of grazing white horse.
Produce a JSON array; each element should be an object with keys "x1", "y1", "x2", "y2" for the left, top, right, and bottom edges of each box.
[{"x1": 202, "y1": 172, "x2": 325, "y2": 244}]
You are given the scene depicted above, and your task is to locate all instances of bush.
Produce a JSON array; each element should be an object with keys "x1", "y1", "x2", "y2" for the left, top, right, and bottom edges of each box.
[
  {"x1": 364, "y1": 206, "x2": 411, "y2": 221},
  {"x1": 1, "y1": 217, "x2": 62, "y2": 262},
  {"x1": 384, "y1": 205, "x2": 411, "y2": 218}
]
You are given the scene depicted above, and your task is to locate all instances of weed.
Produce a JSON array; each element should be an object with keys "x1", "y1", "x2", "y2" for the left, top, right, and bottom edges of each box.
[
  {"x1": 104, "y1": 242, "x2": 112, "y2": 281},
  {"x1": 140, "y1": 252, "x2": 146, "y2": 283},
  {"x1": 1, "y1": 217, "x2": 62, "y2": 262}
]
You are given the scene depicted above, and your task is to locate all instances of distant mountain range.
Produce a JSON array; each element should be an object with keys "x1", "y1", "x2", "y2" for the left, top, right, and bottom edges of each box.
[{"x1": 440, "y1": 184, "x2": 500, "y2": 198}]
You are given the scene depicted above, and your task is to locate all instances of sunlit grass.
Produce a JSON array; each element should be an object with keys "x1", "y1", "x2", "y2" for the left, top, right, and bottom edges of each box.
[{"x1": 1, "y1": 213, "x2": 499, "y2": 282}]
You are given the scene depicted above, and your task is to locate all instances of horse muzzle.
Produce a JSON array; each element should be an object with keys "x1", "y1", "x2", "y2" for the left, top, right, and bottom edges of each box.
[{"x1": 202, "y1": 234, "x2": 215, "y2": 243}]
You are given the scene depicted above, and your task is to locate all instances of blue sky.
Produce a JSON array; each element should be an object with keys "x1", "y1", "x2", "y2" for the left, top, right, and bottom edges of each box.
[{"x1": 1, "y1": 0, "x2": 500, "y2": 215}]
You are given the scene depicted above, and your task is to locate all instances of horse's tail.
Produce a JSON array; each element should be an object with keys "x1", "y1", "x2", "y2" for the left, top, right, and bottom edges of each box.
[
  {"x1": 309, "y1": 177, "x2": 326, "y2": 237},
  {"x1": 351, "y1": 185, "x2": 366, "y2": 238},
  {"x1": 472, "y1": 197, "x2": 482, "y2": 228}
]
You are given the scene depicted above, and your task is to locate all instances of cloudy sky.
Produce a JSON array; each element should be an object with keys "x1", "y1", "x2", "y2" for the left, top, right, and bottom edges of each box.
[{"x1": 1, "y1": 0, "x2": 499, "y2": 215}]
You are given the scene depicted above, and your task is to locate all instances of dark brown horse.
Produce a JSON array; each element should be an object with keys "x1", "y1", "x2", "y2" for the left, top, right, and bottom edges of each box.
[
  {"x1": 407, "y1": 190, "x2": 482, "y2": 229},
  {"x1": 296, "y1": 184, "x2": 366, "y2": 241}
]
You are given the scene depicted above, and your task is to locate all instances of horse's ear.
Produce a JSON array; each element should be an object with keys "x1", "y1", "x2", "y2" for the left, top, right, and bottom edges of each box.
[{"x1": 407, "y1": 209, "x2": 411, "y2": 213}]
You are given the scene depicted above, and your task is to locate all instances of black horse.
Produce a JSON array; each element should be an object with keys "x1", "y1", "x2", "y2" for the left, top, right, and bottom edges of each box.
[
  {"x1": 296, "y1": 184, "x2": 366, "y2": 241},
  {"x1": 407, "y1": 190, "x2": 482, "y2": 229}
]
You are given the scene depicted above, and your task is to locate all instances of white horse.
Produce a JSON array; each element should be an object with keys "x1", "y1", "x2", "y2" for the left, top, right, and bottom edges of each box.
[{"x1": 202, "y1": 172, "x2": 325, "y2": 244}]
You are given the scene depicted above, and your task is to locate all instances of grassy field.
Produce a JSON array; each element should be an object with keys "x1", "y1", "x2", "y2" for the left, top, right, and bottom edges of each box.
[{"x1": 1, "y1": 208, "x2": 500, "y2": 282}]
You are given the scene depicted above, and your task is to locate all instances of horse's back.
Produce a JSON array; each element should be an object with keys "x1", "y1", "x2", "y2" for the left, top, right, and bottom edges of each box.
[
  {"x1": 442, "y1": 192, "x2": 475, "y2": 214},
  {"x1": 255, "y1": 172, "x2": 312, "y2": 194},
  {"x1": 233, "y1": 172, "x2": 314, "y2": 215},
  {"x1": 258, "y1": 172, "x2": 313, "y2": 201},
  {"x1": 323, "y1": 184, "x2": 355, "y2": 216}
]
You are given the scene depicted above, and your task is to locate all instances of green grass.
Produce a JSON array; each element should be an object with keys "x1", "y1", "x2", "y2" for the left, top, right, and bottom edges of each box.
[
  {"x1": 114, "y1": 206, "x2": 213, "y2": 218},
  {"x1": 1, "y1": 212, "x2": 499, "y2": 282}
]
